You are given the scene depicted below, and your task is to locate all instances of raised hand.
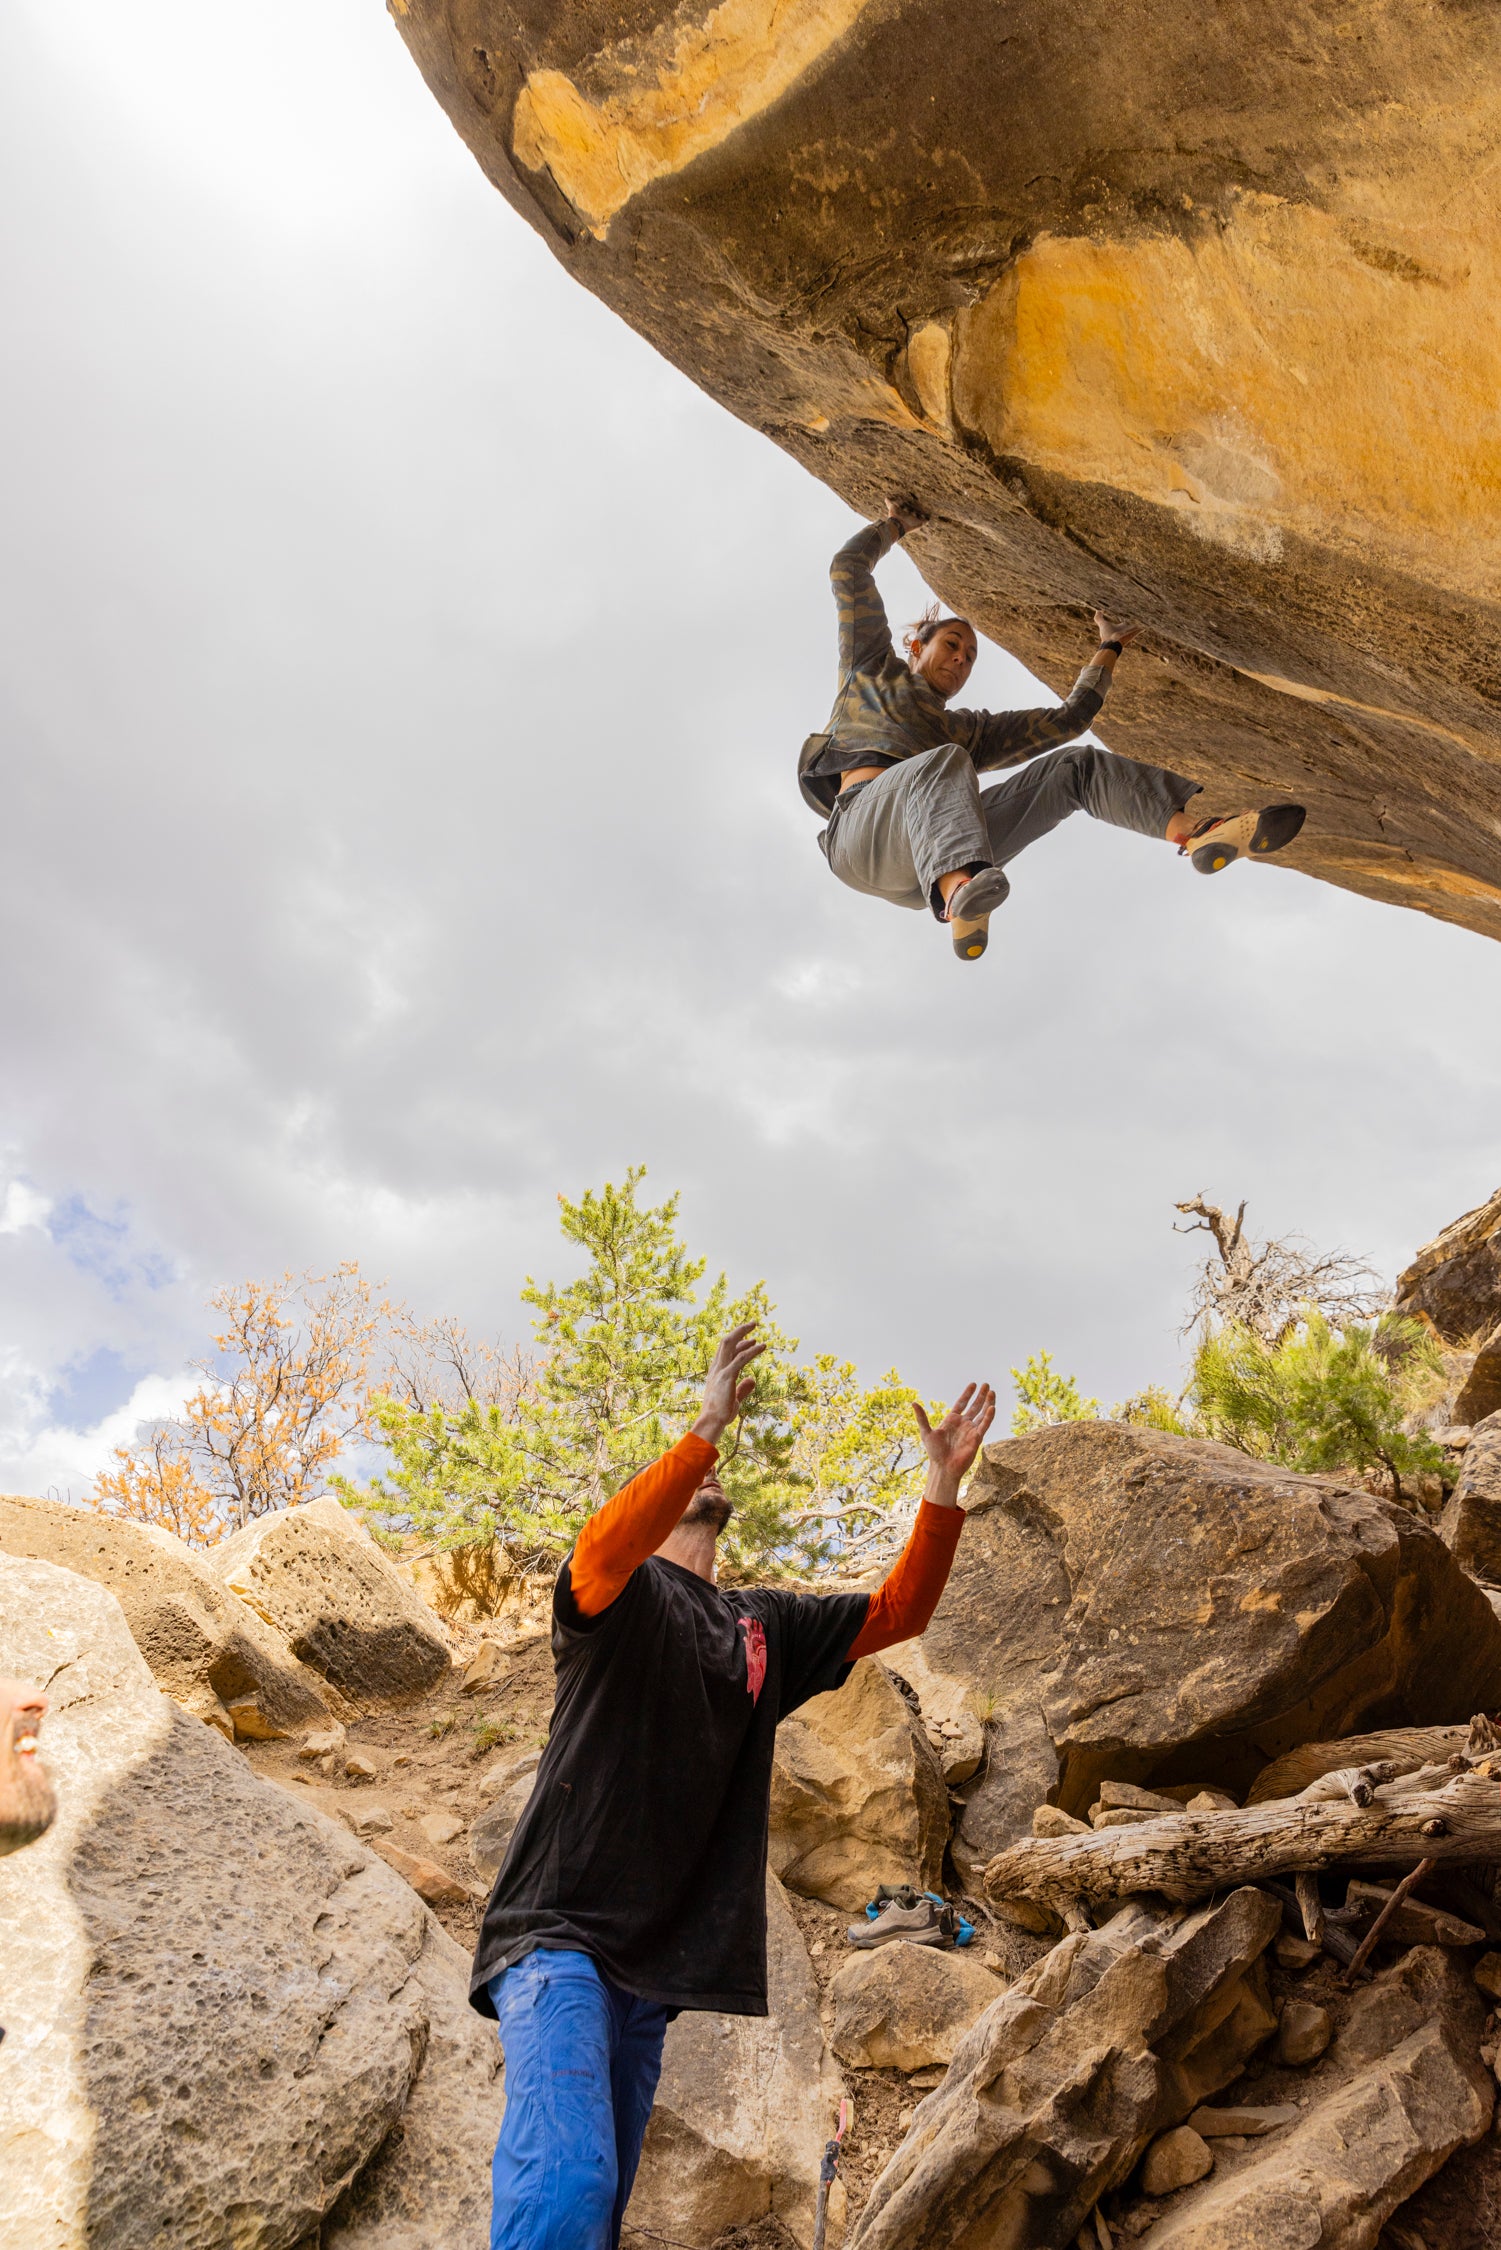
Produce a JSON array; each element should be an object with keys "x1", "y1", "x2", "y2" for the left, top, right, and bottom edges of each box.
[
  {"x1": 692, "y1": 1323, "x2": 767, "y2": 1446},
  {"x1": 1092, "y1": 608, "x2": 1141, "y2": 648},
  {"x1": 913, "y1": 1382, "x2": 997, "y2": 1493},
  {"x1": 884, "y1": 494, "x2": 929, "y2": 536}
]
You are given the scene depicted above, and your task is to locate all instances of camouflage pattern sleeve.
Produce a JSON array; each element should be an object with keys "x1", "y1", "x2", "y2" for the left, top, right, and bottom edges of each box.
[
  {"x1": 951, "y1": 661, "x2": 1113, "y2": 772},
  {"x1": 830, "y1": 519, "x2": 900, "y2": 676}
]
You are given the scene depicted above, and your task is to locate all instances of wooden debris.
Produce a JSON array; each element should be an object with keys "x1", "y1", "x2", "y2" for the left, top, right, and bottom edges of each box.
[
  {"x1": 982, "y1": 1768, "x2": 1501, "y2": 1922},
  {"x1": 1247, "y1": 1724, "x2": 1477, "y2": 1803},
  {"x1": 1344, "y1": 1878, "x2": 1486, "y2": 1948},
  {"x1": 1297, "y1": 1761, "x2": 1400, "y2": 1806},
  {"x1": 1295, "y1": 1870, "x2": 1325, "y2": 1944},
  {"x1": 1341, "y1": 1857, "x2": 1437, "y2": 1984}
]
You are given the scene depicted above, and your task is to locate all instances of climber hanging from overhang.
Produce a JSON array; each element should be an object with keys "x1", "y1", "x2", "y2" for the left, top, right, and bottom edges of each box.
[{"x1": 799, "y1": 498, "x2": 1307, "y2": 962}]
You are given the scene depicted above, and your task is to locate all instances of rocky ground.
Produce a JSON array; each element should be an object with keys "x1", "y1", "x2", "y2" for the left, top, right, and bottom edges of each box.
[{"x1": 5, "y1": 1191, "x2": 1501, "y2": 2247}]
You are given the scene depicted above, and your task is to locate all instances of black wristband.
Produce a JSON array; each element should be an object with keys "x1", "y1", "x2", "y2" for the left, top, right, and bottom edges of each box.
[{"x1": 1099, "y1": 639, "x2": 1124, "y2": 657}]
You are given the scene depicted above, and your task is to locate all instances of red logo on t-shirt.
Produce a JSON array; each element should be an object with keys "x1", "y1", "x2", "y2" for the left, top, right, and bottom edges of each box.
[{"x1": 739, "y1": 1616, "x2": 767, "y2": 1703}]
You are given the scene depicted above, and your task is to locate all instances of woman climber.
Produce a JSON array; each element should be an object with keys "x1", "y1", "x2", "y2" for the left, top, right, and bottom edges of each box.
[{"x1": 798, "y1": 498, "x2": 1306, "y2": 960}]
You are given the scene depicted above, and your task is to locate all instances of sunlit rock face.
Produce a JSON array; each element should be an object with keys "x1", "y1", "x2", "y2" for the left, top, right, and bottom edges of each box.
[{"x1": 391, "y1": 0, "x2": 1501, "y2": 938}]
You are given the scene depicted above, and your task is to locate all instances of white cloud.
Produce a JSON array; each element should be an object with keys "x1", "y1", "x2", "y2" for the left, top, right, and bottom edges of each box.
[
  {"x1": 0, "y1": 0, "x2": 1497, "y2": 1468},
  {"x1": 0, "y1": 1180, "x2": 51, "y2": 1236},
  {"x1": 0, "y1": 1372, "x2": 197, "y2": 1506}
]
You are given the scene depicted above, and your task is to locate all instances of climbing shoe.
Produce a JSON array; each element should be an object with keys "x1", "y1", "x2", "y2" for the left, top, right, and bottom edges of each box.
[
  {"x1": 943, "y1": 864, "x2": 1011, "y2": 961},
  {"x1": 1181, "y1": 803, "x2": 1306, "y2": 874},
  {"x1": 846, "y1": 1890, "x2": 948, "y2": 1948}
]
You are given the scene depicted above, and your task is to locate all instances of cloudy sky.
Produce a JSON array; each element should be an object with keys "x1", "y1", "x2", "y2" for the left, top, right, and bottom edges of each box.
[{"x1": 2, "y1": 0, "x2": 1499, "y2": 1499}]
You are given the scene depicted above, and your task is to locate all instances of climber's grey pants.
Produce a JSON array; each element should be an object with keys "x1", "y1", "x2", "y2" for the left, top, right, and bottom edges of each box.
[{"x1": 821, "y1": 741, "x2": 1201, "y2": 919}]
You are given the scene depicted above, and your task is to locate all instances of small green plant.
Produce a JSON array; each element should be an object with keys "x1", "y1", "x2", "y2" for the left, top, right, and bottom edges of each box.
[
  {"x1": 1111, "y1": 1385, "x2": 1193, "y2": 1435},
  {"x1": 1010, "y1": 1351, "x2": 1099, "y2": 1436},
  {"x1": 427, "y1": 1710, "x2": 458, "y2": 1740},
  {"x1": 1191, "y1": 1312, "x2": 1452, "y2": 1504},
  {"x1": 471, "y1": 1716, "x2": 513, "y2": 1756}
]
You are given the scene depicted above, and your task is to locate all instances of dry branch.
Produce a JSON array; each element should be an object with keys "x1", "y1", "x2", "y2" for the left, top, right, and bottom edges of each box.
[
  {"x1": 1341, "y1": 1857, "x2": 1436, "y2": 1983},
  {"x1": 984, "y1": 1765, "x2": 1501, "y2": 1920}
]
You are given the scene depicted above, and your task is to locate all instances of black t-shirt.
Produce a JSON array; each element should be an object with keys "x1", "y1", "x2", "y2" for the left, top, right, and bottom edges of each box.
[{"x1": 469, "y1": 1556, "x2": 870, "y2": 2017}]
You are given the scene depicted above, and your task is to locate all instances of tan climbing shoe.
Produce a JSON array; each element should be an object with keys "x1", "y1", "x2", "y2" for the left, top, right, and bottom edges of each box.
[
  {"x1": 943, "y1": 864, "x2": 1010, "y2": 961},
  {"x1": 1182, "y1": 803, "x2": 1306, "y2": 874}
]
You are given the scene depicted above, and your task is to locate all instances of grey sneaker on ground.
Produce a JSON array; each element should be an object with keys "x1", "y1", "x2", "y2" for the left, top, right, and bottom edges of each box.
[{"x1": 846, "y1": 1896, "x2": 946, "y2": 1948}]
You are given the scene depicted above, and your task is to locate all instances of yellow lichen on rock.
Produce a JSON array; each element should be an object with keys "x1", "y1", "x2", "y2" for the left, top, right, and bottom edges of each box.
[
  {"x1": 950, "y1": 190, "x2": 1501, "y2": 598},
  {"x1": 512, "y1": 0, "x2": 880, "y2": 234}
]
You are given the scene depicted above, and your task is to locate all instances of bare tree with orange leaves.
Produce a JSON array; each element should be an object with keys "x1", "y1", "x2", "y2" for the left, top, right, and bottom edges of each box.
[{"x1": 92, "y1": 1264, "x2": 389, "y2": 1544}]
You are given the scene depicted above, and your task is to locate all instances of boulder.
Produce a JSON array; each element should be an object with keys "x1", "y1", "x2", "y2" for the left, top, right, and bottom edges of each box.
[
  {"x1": 469, "y1": 1770, "x2": 540, "y2": 1882},
  {"x1": 917, "y1": 1424, "x2": 1501, "y2": 1880},
  {"x1": 1455, "y1": 1329, "x2": 1501, "y2": 1430},
  {"x1": 769, "y1": 1657, "x2": 948, "y2": 1911},
  {"x1": 0, "y1": 1489, "x2": 332, "y2": 1738},
  {"x1": 0, "y1": 1552, "x2": 502, "y2": 2250},
  {"x1": 626, "y1": 1872, "x2": 846, "y2": 2250},
  {"x1": 209, "y1": 1496, "x2": 451, "y2": 1707},
  {"x1": 1397, "y1": 1191, "x2": 1501, "y2": 1345},
  {"x1": 1276, "y1": 2001, "x2": 1331, "y2": 2066},
  {"x1": 830, "y1": 1941, "x2": 1005, "y2": 2072},
  {"x1": 879, "y1": 1637, "x2": 985, "y2": 1784},
  {"x1": 1440, "y1": 1412, "x2": 1501, "y2": 1585},
  {"x1": 1135, "y1": 1948, "x2": 1492, "y2": 2248},
  {"x1": 392, "y1": 5, "x2": 1501, "y2": 943},
  {"x1": 1141, "y1": 2127, "x2": 1214, "y2": 2196},
  {"x1": 849, "y1": 1887, "x2": 1280, "y2": 2250}
]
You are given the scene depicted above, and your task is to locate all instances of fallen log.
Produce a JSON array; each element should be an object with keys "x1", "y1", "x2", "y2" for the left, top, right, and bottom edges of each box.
[
  {"x1": 1248, "y1": 1714, "x2": 1499, "y2": 1803},
  {"x1": 983, "y1": 1765, "x2": 1501, "y2": 1922}
]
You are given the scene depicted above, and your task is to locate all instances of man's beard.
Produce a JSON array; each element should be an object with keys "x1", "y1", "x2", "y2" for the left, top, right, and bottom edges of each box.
[{"x1": 683, "y1": 1486, "x2": 733, "y2": 1534}]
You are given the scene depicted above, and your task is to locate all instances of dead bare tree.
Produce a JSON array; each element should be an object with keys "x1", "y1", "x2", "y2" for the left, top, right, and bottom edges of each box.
[
  {"x1": 1174, "y1": 1194, "x2": 1387, "y2": 1342},
  {"x1": 379, "y1": 1311, "x2": 536, "y2": 1416}
]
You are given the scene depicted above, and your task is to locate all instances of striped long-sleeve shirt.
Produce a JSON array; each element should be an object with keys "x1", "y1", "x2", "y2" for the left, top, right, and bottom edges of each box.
[{"x1": 798, "y1": 519, "x2": 1113, "y2": 816}]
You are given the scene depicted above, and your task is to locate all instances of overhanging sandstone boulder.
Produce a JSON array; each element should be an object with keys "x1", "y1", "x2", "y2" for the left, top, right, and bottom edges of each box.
[
  {"x1": 769, "y1": 1656, "x2": 948, "y2": 1910},
  {"x1": 391, "y1": 2, "x2": 1501, "y2": 942},
  {"x1": 209, "y1": 1496, "x2": 451, "y2": 1707},
  {"x1": 625, "y1": 1872, "x2": 846, "y2": 2250},
  {"x1": 0, "y1": 1553, "x2": 501, "y2": 2250},
  {"x1": 0, "y1": 1490, "x2": 332, "y2": 1738},
  {"x1": 849, "y1": 1888, "x2": 1280, "y2": 2250},
  {"x1": 921, "y1": 1424, "x2": 1501, "y2": 1881}
]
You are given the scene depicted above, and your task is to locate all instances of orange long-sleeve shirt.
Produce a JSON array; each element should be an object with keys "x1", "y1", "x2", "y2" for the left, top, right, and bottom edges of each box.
[{"x1": 569, "y1": 1433, "x2": 964, "y2": 1653}]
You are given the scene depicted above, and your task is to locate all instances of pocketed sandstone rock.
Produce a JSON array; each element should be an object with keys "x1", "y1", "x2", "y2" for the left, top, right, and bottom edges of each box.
[
  {"x1": 209, "y1": 1495, "x2": 451, "y2": 1706},
  {"x1": 0, "y1": 1552, "x2": 501, "y2": 2250},
  {"x1": 830, "y1": 1940, "x2": 1006, "y2": 2072},
  {"x1": 770, "y1": 1657, "x2": 948, "y2": 1911},
  {"x1": 0, "y1": 1489, "x2": 333, "y2": 1737}
]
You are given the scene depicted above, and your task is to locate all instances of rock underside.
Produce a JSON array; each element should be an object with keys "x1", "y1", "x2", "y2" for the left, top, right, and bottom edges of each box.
[{"x1": 392, "y1": 0, "x2": 1501, "y2": 941}]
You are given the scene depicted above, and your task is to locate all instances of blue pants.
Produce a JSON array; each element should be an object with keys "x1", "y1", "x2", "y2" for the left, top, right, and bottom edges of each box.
[{"x1": 488, "y1": 1950, "x2": 670, "y2": 2250}]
